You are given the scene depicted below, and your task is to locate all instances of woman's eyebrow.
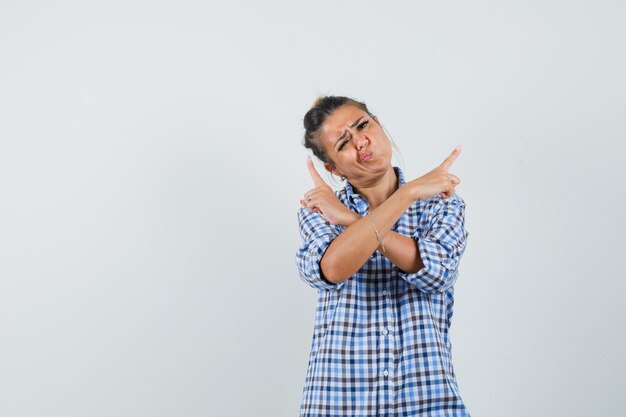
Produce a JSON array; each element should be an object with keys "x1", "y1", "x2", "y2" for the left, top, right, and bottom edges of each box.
[{"x1": 335, "y1": 117, "x2": 364, "y2": 147}]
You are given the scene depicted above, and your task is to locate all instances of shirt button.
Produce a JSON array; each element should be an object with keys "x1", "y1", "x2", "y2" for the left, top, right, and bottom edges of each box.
[
  {"x1": 382, "y1": 328, "x2": 389, "y2": 336},
  {"x1": 382, "y1": 290, "x2": 388, "y2": 296},
  {"x1": 383, "y1": 369, "x2": 389, "y2": 377}
]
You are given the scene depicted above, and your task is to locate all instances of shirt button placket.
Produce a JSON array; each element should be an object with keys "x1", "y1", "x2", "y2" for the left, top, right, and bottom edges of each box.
[{"x1": 379, "y1": 286, "x2": 394, "y2": 415}]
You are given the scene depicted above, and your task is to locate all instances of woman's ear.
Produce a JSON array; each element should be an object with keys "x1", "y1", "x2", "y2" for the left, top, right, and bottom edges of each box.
[
  {"x1": 373, "y1": 115, "x2": 381, "y2": 125},
  {"x1": 323, "y1": 162, "x2": 342, "y2": 177}
]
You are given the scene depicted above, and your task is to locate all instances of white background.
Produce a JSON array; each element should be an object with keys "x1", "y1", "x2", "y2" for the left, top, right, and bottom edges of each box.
[{"x1": 1, "y1": 1, "x2": 625, "y2": 416}]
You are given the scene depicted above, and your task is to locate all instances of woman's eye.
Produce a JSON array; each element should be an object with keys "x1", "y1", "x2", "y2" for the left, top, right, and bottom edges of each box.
[
  {"x1": 358, "y1": 121, "x2": 369, "y2": 130},
  {"x1": 338, "y1": 135, "x2": 352, "y2": 151}
]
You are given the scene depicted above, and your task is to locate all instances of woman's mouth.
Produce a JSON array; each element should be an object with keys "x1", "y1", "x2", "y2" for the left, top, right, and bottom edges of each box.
[{"x1": 359, "y1": 151, "x2": 372, "y2": 161}]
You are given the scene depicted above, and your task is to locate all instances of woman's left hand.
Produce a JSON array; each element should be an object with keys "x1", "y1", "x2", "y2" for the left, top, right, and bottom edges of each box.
[{"x1": 300, "y1": 157, "x2": 359, "y2": 227}]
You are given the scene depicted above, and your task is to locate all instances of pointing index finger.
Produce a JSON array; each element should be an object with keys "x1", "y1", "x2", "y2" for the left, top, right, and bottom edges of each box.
[
  {"x1": 306, "y1": 156, "x2": 326, "y2": 187},
  {"x1": 439, "y1": 145, "x2": 462, "y2": 171}
]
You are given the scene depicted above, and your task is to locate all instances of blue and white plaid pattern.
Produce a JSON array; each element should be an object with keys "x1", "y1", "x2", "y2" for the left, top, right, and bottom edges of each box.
[{"x1": 296, "y1": 167, "x2": 470, "y2": 417}]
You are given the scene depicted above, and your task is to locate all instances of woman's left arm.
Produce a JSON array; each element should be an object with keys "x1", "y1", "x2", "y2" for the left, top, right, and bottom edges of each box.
[{"x1": 399, "y1": 194, "x2": 468, "y2": 293}]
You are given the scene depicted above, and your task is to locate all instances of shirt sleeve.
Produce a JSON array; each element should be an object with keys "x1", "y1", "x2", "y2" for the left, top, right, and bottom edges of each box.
[
  {"x1": 295, "y1": 206, "x2": 345, "y2": 291},
  {"x1": 397, "y1": 193, "x2": 469, "y2": 294}
]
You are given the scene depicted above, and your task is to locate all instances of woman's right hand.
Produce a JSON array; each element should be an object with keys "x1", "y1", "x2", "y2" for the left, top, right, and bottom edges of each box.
[
  {"x1": 406, "y1": 145, "x2": 462, "y2": 201},
  {"x1": 300, "y1": 157, "x2": 360, "y2": 227}
]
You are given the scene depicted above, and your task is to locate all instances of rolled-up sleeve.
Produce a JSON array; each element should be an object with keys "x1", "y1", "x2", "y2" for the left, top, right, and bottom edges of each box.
[
  {"x1": 398, "y1": 194, "x2": 469, "y2": 294},
  {"x1": 295, "y1": 207, "x2": 345, "y2": 291}
]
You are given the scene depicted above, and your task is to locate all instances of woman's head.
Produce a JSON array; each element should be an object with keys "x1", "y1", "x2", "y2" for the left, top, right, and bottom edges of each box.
[
  {"x1": 302, "y1": 95, "x2": 393, "y2": 181},
  {"x1": 303, "y1": 96, "x2": 373, "y2": 166}
]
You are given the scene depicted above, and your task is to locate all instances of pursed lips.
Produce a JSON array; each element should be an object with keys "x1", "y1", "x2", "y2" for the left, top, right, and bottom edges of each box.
[{"x1": 359, "y1": 151, "x2": 372, "y2": 161}]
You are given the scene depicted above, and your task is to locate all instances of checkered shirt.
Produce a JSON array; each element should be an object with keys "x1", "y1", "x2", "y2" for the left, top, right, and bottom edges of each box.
[{"x1": 295, "y1": 166, "x2": 470, "y2": 417}]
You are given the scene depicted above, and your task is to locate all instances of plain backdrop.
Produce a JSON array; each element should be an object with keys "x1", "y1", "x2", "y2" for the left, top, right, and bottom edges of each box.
[{"x1": 1, "y1": 1, "x2": 625, "y2": 416}]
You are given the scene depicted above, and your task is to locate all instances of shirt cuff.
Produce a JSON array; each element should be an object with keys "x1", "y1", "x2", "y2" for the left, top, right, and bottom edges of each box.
[
  {"x1": 397, "y1": 236, "x2": 460, "y2": 293},
  {"x1": 296, "y1": 233, "x2": 345, "y2": 291}
]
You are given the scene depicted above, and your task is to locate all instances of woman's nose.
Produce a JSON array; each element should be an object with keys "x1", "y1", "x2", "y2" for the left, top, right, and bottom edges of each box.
[{"x1": 355, "y1": 135, "x2": 368, "y2": 150}]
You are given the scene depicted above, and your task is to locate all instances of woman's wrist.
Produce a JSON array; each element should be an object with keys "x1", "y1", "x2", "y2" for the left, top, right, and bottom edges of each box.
[
  {"x1": 343, "y1": 211, "x2": 361, "y2": 227},
  {"x1": 403, "y1": 179, "x2": 425, "y2": 202}
]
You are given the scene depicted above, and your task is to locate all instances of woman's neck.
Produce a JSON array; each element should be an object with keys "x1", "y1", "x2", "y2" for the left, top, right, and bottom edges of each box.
[{"x1": 351, "y1": 167, "x2": 398, "y2": 211}]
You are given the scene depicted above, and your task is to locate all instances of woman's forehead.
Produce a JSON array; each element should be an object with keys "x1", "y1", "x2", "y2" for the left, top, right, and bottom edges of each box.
[{"x1": 319, "y1": 105, "x2": 369, "y2": 138}]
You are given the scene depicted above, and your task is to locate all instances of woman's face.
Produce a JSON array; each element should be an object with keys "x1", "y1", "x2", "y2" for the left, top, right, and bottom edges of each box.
[{"x1": 317, "y1": 104, "x2": 393, "y2": 182}]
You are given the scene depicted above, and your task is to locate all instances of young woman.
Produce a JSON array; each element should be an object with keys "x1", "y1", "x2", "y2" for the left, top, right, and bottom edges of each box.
[{"x1": 296, "y1": 96, "x2": 470, "y2": 416}]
